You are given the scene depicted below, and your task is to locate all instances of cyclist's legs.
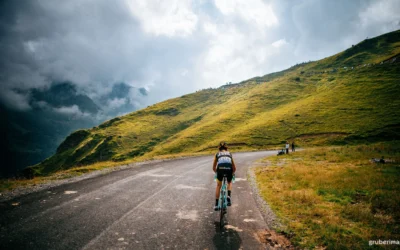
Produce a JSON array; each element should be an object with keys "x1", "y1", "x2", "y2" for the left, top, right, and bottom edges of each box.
[
  {"x1": 227, "y1": 181, "x2": 232, "y2": 192},
  {"x1": 226, "y1": 170, "x2": 233, "y2": 194}
]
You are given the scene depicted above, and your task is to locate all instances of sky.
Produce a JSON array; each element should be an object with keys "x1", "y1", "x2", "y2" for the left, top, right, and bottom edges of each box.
[{"x1": 0, "y1": 0, "x2": 399, "y2": 114}]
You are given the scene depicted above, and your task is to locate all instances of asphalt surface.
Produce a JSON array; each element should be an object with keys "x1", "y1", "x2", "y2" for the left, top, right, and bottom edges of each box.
[{"x1": 0, "y1": 151, "x2": 276, "y2": 250}]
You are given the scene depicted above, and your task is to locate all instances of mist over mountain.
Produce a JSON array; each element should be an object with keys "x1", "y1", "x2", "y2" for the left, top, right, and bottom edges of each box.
[
  {"x1": 31, "y1": 83, "x2": 100, "y2": 114},
  {"x1": 99, "y1": 82, "x2": 148, "y2": 116},
  {"x1": 0, "y1": 81, "x2": 147, "y2": 177}
]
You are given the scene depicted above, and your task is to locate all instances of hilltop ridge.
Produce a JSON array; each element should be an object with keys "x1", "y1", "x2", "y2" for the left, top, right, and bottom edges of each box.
[{"x1": 31, "y1": 29, "x2": 400, "y2": 176}]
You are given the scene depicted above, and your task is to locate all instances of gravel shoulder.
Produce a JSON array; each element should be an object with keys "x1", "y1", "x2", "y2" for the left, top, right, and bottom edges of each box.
[
  {"x1": 247, "y1": 156, "x2": 296, "y2": 249},
  {"x1": 247, "y1": 162, "x2": 283, "y2": 230}
]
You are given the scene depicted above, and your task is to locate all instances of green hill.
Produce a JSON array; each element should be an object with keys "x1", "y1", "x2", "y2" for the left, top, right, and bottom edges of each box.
[{"x1": 32, "y1": 30, "x2": 400, "y2": 176}]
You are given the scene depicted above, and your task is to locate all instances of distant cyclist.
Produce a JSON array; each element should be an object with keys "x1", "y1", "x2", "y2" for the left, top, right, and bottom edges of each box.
[{"x1": 213, "y1": 142, "x2": 236, "y2": 211}]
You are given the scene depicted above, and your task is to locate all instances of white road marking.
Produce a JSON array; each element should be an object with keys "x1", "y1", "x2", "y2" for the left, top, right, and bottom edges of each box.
[
  {"x1": 225, "y1": 225, "x2": 243, "y2": 232},
  {"x1": 64, "y1": 191, "x2": 78, "y2": 194},
  {"x1": 234, "y1": 178, "x2": 247, "y2": 182},
  {"x1": 176, "y1": 210, "x2": 198, "y2": 221},
  {"x1": 175, "y1": 184, "x2": 207, "y2": 190},
  {"x1": 141, "y1": 174, "x2": 172, "y2": 177}
]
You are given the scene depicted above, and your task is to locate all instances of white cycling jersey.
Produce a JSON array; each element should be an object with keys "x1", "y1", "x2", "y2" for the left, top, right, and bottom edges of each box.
[{"x1": 216, "y1": 151, "x2": 232, "y2": 165}]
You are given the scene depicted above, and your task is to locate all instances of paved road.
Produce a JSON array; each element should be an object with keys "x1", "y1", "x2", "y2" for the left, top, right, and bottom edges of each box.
[{"x1": 0, "y1": 151, "x2": 276, "y2": 250}]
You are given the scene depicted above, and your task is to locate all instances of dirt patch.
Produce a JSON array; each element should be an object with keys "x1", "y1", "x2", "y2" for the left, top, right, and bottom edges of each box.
[{"x1": 257, "y1": 229, "x2": 295, "y2": 249}]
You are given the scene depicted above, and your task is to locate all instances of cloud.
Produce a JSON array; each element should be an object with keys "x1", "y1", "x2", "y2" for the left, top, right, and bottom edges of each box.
[
  {"x1": 107, "y1": 98, "x2": 127, "y2": 109},
  {"x1": 272, "y1": 39, "x2": 288, "y2": 48},
  {"x1": 53, "y1": 105, "x2": 81, "y2": 115},
  {"x1": 53, "y1": 105, "x2": 91, "y2": 118},
  {"x1": 34, "y1": 101, "x2": 49, "y2": 109},
  {"x1": 359, "y1": 0, "x2": 400, "y2": 33},
  {"x1": 193, "y1": 1, "x2": 282, "y2": 87},
  {"x1": 214, "y1": 0, "x2": 278, "y2": 29},
  {"x1": 0, "y1": 89, "x2": 31, "y2": 111},
  {"x1": 199, "y1": 25, "x2": 269, "y2": 86},
  {"x1": 288, "y1": 0, "x2": 399, "y2": 60},
  {"x1": 126, "y1": 0, "x2": 198, "y2": 37}
]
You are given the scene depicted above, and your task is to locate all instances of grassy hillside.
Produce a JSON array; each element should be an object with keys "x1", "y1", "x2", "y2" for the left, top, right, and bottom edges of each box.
[{"x1": 31, "y1": 30, "x2": 400, "y2": 176}]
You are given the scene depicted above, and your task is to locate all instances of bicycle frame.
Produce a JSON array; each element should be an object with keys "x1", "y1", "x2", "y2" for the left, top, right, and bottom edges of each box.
[{"x1": 219, "y1": 176, "x2": 228, "y2": 228}]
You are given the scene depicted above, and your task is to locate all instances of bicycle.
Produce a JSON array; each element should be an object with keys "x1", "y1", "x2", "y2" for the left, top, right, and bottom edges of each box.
[{"x1": 218, "y1": 175, "x2": 228, "y2": 228}]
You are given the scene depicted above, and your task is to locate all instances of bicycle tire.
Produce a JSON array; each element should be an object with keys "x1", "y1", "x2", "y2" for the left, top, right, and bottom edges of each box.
[
  {"x1": 219, "y1": 197, "x2": 224, "y2": 228},
  {"x1": 219, "y1": 177, "x2": 226, "y2": 228}
]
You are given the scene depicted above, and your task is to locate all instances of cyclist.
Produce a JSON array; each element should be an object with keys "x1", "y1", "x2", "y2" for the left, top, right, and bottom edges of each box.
[{"x1": 213, "y1": 142, "x2": 236, "y2": 211}]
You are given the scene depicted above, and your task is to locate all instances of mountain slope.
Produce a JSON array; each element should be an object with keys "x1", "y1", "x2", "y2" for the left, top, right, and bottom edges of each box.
[{"x1": 32, "y1": 30, "x2": 400, "y2": 176}]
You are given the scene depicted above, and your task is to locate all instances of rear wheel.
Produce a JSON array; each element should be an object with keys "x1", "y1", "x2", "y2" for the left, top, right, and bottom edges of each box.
[
  {"x1": 219, "y1": 195, "x2": 224, "y2": 228},
  {"x1": 219, "y1": 179, "x2": 226, "y2": 228}
]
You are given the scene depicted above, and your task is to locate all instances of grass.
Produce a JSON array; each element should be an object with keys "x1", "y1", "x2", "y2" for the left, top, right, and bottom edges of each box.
[{"x1": 254, "y1": 142, "x2": 400, "y2": 249}]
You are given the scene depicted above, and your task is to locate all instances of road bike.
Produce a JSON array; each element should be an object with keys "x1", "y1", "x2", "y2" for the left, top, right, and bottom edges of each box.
[{"x1": 218, "y1": 175, "x2": 228, "y2": 228}]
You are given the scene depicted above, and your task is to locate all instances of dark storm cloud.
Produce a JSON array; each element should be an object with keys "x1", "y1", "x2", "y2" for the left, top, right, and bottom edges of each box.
[{"x1": 0, "y1": 0, "x2": 205, "y2": 112}]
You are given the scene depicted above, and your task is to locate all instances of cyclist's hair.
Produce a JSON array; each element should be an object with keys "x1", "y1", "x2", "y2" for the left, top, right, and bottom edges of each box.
[{"x1": 218, "y1": 141, "x2": 228, "y2": 151}]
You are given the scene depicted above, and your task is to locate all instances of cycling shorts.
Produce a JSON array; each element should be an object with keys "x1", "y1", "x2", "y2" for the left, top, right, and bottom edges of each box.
[{"x1": 216, "y1": 163, "x2": 233, "y2": 183}]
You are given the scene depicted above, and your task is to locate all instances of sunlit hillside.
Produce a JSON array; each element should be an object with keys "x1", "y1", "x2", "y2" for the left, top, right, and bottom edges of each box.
[{"x1": 32, "y1": 29, "x2": 400, "y2": 176}]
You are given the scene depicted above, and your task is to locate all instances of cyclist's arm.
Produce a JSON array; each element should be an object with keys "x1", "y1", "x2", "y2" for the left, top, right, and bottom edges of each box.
[
  {"x1": 232, "y1": 158, "x2": 236, "y2": 174},
  {"x1": 213, "y1": 156, "x2": 217, "y2": 172}
]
